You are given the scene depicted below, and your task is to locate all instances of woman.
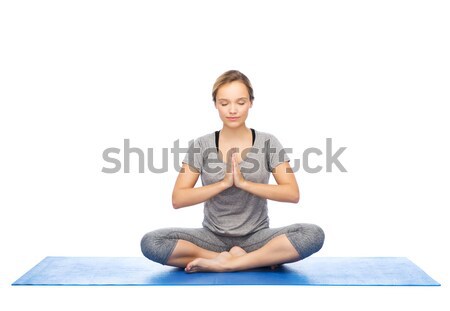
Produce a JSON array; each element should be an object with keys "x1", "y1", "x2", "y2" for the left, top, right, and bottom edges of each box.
[{"x1": 141, "y1": 70, "x2": 325, "y2": 273}]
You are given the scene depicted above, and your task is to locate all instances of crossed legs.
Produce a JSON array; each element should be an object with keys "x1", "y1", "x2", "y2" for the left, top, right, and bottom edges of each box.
[
  {"x1": 182, "y1": 234, "x2": 300, "y2": 273},
  {"x1": 141, "y1": 224, "x2": 325, "y2": 273}
]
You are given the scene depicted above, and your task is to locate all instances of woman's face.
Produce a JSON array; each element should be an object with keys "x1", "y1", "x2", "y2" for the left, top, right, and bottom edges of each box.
[{"x1": 215, "y1": 81, "x2": 253, "y2": 128}]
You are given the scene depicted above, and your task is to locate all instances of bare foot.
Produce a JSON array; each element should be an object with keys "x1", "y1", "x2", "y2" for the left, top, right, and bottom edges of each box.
[
  {"x1": 229, "y1": 246, "x2": 247, "y2": 257},
  {"x1": 185, "y1": 251, "x2": 234, "y2": 273},
  {"x1": 185, "y1": 246, "x2": 281, "y2": 273},
  {"x1": 229, "y1": 246, "x2": 278, "y2": 270}
]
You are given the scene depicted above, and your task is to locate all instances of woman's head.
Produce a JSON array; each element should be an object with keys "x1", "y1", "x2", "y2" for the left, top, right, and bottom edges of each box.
[
  {"x1": 212, "y1": 70, "x2": 254, "y2": 128},
  {"x1": 212, "y1": 70, "x2": 254, "y2": 104}
]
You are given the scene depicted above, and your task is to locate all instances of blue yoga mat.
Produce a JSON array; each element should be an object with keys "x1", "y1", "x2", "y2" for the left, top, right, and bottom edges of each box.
[{"x1": 12, "y1": 256, "x2": 439, "y2": 286}]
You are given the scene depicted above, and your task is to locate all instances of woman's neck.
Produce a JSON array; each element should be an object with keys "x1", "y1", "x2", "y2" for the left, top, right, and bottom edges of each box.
[{"x1": 219, "y1": 124, "x2": 251, "y2": 141}]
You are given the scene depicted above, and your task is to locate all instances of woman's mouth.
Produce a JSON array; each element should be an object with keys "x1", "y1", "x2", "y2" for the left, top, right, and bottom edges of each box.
[{"x1": 226, "y1": 117, "x2": 239, "y2": 121}]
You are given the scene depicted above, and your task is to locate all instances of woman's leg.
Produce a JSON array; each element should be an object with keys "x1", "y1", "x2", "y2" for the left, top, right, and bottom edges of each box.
[
  {"x1": 140, "y1": 227, "x2": 229, "y2": 268},
  {"x1": 185, "y1": 234, "x2": 299, "y2": 272},
  {"x1": 165, "y1": 239, "x2": 220, "y2": 268},
  {"x1": 185, "y1": 223, "x2": 325, "y2": 273}
]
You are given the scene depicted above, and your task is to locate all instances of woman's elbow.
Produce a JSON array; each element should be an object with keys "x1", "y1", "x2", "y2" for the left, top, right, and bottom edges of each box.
[
  {"x1": 172, "y1": 199, "x2": 186, "y2": 209},
  {"x1": 291, "y1": 188, "x2": 300, "y2": 203},
  {"x1": 172, "y1": 188, "x2": 193, "y2": 209},
  {"x1": 172, "y1": 193, "x2": 182, "y2": 209},
  {"x1": 172, "y1": 200, "x2": 179, "y2": 209}
]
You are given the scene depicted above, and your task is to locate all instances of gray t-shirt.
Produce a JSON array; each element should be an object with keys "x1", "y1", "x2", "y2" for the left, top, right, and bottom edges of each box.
[{"x1": 182, "y1": 129, "x2": 291, "y2": 237}]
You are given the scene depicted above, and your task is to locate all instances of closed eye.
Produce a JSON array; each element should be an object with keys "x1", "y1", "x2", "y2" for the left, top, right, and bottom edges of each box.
[{"x1": 220, "y1": 102, "x2": 246, "y2": 106}]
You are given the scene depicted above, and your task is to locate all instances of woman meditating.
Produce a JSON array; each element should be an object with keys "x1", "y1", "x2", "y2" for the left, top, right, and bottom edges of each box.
[{"x1": 141, "y1": 70, "x2": 325, "y2": 273}]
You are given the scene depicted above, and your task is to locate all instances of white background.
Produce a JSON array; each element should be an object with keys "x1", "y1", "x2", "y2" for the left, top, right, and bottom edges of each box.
[{"x1": 1, "y1": 0, "x2": 449, "y2": 310}]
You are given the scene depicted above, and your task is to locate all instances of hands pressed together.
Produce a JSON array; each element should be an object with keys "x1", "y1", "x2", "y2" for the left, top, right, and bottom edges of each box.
[{"x1": 222, "y1": 152, "x2": 247, "y2": 189}]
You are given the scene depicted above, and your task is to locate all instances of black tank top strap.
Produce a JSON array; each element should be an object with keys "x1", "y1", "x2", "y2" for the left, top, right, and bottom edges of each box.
[
  {"x1": 251, "y1": 128, "x2": 255, "y2": 146},
  {"x1": 215, "y1": 128, "x2": 255, "y2": 152},
  {"x1": 215, "y1": 130, "x2": 220, "y2": 152}
]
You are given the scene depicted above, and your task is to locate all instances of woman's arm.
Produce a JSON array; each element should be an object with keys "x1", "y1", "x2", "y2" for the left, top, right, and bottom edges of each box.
[
  {"x1": 171, "y1": 163, "x2": 231, "y2": 209},
  {"x1": 236, "y1": 160, "x2": 300, "y2": 203}
]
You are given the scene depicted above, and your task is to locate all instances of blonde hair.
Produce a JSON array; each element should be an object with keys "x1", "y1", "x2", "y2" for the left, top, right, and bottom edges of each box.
[{"x1": 212, "y1": 70, "x2": 255, "y2": 103}]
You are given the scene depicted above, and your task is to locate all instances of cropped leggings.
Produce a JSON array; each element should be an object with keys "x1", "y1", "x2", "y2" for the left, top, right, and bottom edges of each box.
[{"x1": 141, "y1": 223, "x2": 325, "y2": 265}]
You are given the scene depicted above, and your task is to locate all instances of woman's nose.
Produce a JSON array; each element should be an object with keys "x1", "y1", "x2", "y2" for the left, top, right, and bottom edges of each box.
[{"x1": 229, "y1": 104, "x2": 238, "y2": 113}]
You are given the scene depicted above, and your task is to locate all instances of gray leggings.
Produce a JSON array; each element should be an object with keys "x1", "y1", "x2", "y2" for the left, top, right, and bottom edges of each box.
[{"x1": 141, "y1": 223, "x2": 325, "y2": 265}]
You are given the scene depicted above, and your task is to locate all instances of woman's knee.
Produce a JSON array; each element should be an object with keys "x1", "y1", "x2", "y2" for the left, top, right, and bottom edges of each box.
[
  {"x1": 140, "y1": 228, "x2": 177, "y2": 265},
  {"x1": 288, "y1": 223, "x2": 325, "y2": 259},
  {"x1": 309, "y1": 224, "x2": 325, "y2": 252}
]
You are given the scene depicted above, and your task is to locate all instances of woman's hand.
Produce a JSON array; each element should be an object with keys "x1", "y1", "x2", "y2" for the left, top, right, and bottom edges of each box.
[
  {"x1": 222, "y1": 161, "x2": 234, "y2": 189},
  {"x1": 232, "y1": 153, "x2": 247, "y2": 189},
  {"x1": 220, "y1": 150, "x2": 247, "y2": 190}
]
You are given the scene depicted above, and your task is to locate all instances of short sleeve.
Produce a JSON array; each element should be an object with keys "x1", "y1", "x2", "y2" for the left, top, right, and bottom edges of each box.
[
  {"x1": 265, "y1": 134, "x2": 291, "y2": 172},
  {"x1": 182, "y1": 138, "x2": 203, "y2": 173}
]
